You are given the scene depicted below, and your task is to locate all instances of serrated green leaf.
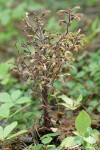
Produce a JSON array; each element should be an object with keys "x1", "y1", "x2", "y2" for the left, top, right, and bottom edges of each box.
[{"x1": 75, "y1": 110, "x2": 91, "y2": 135}]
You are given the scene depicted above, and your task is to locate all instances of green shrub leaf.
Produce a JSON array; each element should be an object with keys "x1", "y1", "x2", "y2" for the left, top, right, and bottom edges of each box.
[
  {"x1": 75, "y1": 110, "x2": 91, "y2": 135},
  {"x1": 41, "y1": 137, "x2": 53, "y2": 144}
]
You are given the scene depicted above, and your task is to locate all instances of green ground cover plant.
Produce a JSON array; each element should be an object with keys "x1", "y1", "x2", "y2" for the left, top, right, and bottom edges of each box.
[
  {"x1": 59, "y1": 110, "x2": 100, "y2": 150},
  {"x1": 0, "y1": 90, "x2": 31, "y2": 148}
]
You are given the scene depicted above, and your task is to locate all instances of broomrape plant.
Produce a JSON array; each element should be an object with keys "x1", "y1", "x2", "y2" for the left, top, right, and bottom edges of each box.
[{"x1": 14, "y1": 6, "x2": 85, "y2": 128}]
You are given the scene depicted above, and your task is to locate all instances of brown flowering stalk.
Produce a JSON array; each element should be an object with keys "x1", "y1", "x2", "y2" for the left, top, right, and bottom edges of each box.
[{"x1": 14, "y1": 7, "x2": 85, "y2": 128}]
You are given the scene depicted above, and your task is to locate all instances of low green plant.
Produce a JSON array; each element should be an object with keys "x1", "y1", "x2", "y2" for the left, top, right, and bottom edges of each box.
[
  {"x1": 74, "y1": 110, "x2": 100, "y2": 149},
  {"x1": 23, "y1": 132, "x2": 59, "y2": 150},
  {"x1": 0, "y1": 121, "x2": 27, "y2": 144},
  {"x1": 59, "y1": 110, "x2": 100, "y2": 150},
  {"x1": 0, "y1": 90, "x2": 31, "y2": 109},
  {"x1": 0, "y1": 90, "x2": 31, "y2": 148}
]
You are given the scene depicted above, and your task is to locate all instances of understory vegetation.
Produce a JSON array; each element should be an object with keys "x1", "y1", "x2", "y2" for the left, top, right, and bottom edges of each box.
[{"x1": 0, "y1": 0, "x2": 100, "y2": 150}]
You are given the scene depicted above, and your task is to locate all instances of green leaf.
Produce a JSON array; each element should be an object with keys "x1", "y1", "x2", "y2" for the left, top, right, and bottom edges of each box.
[
  {"x1": 75, "y1": 110, "x2": 91, "y2": 135},
  {"x1": 11, "y1": 90, "x2": 21, "y2": 101},
  {"x1": 0, "y1": 92, "x2": 11, "y2": 102},
  {"x1": 58, "y1": 136, "x2": 79, "y2": 150},
  {"x1": 41, "y1": 137, "x2": 53, "y2": 144},
  {"x1": 16, "y1": 97, "x2": 30, "y2": 104},
  {"x1": 0, "y1": 126, "x2": 4, "y2": 140},
  {"x1": 61, "y1": 103, "x2": 78, "y2": 110},
  {"x1": 0, "y1": 105, "x2": 10, "y2": 118},
  {"x1": 76, "y1": 94, "x2": 82, "y2": 102},
  {"x1": 87, "y1": 127, "x2": 92, "y2": 132},
  {"x1": 41, "y1": 132, "x2": 60, "y2": 140},
  {"x1": 84, "y1": 136, "x2": 96, "y2": 144},
  {"x1": 46, "y1": 145, "x2": 56, "y2": 150},
  {"x1": 6, "y1": 130, "x2": 27, "y2": 140},
  {"x1": 4, "y1": 121, "x2": 17, "y2": 138},
  {"x1": 58, "y1": 95, "x2": 81, "y2": 110},
  {"x1": 85, "y1": 146, "x2": 96, "y2": 150},
  {"x1": 31, "y1": 144, "x2": 43, "y2": 150},
  {"x1": 91, "y1": 129, "x2": 100, "y2": 135},
  {"x1": 58, "y1": 95, "x2": 73, "y2": 106},
  {"x1": 66, "y1": 82, "x2": 75, "y2": 88},
  {"x1": 2, "y1": 103, "x2": 14, "y2": 109},
  {"x1": 76, "y1": 71, "x2": 85, "y2": 78}
]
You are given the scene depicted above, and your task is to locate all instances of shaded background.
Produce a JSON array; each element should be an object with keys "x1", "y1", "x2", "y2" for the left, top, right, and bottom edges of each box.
[{"x1": 0, "y1": 0, "x2": 100, "y2": 127}]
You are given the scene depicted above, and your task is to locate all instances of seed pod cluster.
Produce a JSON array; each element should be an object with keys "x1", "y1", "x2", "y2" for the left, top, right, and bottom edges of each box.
[{"x1": 14, "y1": 7, "x2": 85, "y2": 97}]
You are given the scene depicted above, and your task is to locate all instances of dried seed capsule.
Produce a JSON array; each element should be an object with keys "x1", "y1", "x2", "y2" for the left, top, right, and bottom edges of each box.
[
  {"x1": 57, "y1": 10, "x2": 67, "y2": 15},
  {"x1": 59, "y1": 20, "x2": 67, "y2": 26}
]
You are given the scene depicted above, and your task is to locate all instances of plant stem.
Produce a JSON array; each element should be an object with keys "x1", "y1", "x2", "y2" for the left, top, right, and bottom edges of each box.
[
  {"x1": 1, "y1": 142, "x2": 5, "y2": 150},
  {"x1": 42, "y1": 86, "x2": 51, "y2": 128}
]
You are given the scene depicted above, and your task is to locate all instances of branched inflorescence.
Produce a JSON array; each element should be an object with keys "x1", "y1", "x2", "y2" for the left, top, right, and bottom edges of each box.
[{"x1": 14, "y1": 6, "x2": 85, "y2": 127}]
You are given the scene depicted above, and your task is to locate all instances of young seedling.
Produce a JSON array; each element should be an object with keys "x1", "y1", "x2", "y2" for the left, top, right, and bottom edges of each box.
[{"x1": 14, "y1": 7, "x2": 85, "y2": 128}]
